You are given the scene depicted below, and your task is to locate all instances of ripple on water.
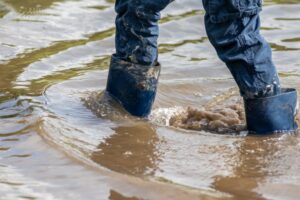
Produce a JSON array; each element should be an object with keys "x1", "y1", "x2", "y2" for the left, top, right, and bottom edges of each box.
[
  {"x1": 2, "y1": 0, "x2": 300, "y2": 199},
  {"x1": 0, "y1": 97, "x2": 37, "y2": 137}
]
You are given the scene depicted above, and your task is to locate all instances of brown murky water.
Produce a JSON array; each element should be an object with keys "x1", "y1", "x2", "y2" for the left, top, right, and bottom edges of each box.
[{"x1": 1, "y1": 0, "x2": 300, "y2": 199}]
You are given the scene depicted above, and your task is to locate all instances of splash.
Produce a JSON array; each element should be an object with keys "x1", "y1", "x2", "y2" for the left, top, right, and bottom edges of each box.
[
  {"x1": 151, "y1": 90, "x2": 247, "y2": 134},
  {"x1": 82, "y1": 91, "x2": 132, "y2": 121},
  {"x1": 82, "y1": 87, "x2": 299, "y2": 135},
  {"x1": 151, "y1": 104, "x2": 246, "y2": 134},
  {"x1": 169, "y1": 104, "x2": 246, "y2": 134},
  {"x1": 149, "y1": 106, "x2": 186, "y2": 126}
]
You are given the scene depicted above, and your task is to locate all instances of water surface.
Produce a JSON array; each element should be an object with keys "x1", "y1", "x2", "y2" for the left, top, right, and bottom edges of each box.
[{"x1": 1, "y1": 0, "x2": 300, "y2": 199}]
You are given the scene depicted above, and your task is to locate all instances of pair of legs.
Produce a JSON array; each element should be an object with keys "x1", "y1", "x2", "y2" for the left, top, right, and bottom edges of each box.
[{"x1": 106, "y1": 0, "x2": 298, "y2": 134}]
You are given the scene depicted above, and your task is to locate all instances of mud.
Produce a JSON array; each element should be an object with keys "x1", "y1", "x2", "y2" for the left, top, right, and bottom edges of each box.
[
  {"x1": 169, "y1": 89, "x2": 246, "y2": 134},
  {"x1": 169, "y1": 98, "x2": 246, "y2": 134}
]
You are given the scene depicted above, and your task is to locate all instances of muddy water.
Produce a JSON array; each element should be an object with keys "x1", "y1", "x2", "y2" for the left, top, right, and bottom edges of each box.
[{"x1": 1, "y1": 0, "x2": 300, "y2": 199}]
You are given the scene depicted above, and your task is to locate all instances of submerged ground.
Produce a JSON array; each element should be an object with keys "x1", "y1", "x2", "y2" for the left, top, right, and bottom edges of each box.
[{"x1": 1, "y1": 0, "x2": 300, "y2": 199}]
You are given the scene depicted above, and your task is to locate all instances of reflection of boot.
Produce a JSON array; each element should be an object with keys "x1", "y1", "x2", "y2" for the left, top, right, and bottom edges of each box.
[
  {"x1": 91, "y1": 123, "x2": 158, "y2": 176},
  {"x1": 106, "y1": 55, "x2": 161, "y2": 117},
  {"x1": 109, "y1": 190, "x2": 139, "y2": 200},
  {"x1": 244, "y1": 88, "x2": 298, "y2": 134}
]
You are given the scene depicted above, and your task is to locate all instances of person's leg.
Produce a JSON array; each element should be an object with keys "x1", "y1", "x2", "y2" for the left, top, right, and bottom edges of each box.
[
  {"x1": 106, "y1": 0, "x2": 173, "y2": 117},
  {"x1": 202, "y1": 0, "x2": 298, "y2": 134}
]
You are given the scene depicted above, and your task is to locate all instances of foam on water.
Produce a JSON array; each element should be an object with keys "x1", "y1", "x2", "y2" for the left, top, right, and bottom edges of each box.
[
  {"x1": 150, "y1": 106, "x2": 186, "y2": 126},
  {"x1": 151, "y1": 90, "x2": 247, "y2": 134}
]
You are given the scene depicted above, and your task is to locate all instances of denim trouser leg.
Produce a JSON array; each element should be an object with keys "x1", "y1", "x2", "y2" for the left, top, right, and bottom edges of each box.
[
  {"x1": 106, "y1": 0, "x2": 173, "y2": 117},
  {"x1": 202, "y1": 0, "x2": 297, "y2": 133},
  {"x1": 114, "y1": 0, "x2": 173, "y2": 66},
  {"x1": 202, "y1": 0, "x2": 280, "y2": 98},
  {"x1": 107, "y1": 0, "x2": 297, "y2": 133}
]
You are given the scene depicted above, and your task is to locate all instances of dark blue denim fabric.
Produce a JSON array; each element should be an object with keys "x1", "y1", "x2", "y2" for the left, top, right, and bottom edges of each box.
[
  {"x1": 115, "y1": 0, "x2": 173, "y2": 66},
  {"x1": 114, "y1": 0, "x2": 280, "y2": 98},
  {"x1": 202, "y1": 0, "x2": 280, "y2": 98}
]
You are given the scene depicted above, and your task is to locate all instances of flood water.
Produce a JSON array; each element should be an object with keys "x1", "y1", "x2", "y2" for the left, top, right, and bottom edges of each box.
[{"x1": 1, "y1": 0, "x2": 300, "y2": 199}]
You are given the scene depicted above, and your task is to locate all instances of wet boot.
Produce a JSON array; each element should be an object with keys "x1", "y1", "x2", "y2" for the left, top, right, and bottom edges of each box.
[
  {"x1": 201, "y1": 0, "x2": 299, "y2": 134},
  {"x1": 244, "y1": 88, "x2": 298, "y2": 134},
  {"x1": 106, "y1": 1, "x2": 173, "y2": 117},
  {"x1": 106, "y1": 55, "x2": 161, "y2": 117}
]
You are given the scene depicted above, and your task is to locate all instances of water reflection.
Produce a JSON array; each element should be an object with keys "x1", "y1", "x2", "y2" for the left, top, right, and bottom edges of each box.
[
  {"x1": 109, "y1": 190, "x2": 141, "y2": 200},
  {"x1": 91, "y1": 122, "x2": 160, "y2": 176},
  {"x1": 3, "y1": 0, "x2": 63, "y2": 14},
  {"x1": 212, "y1": 135, "x2": 283, "y2": 200},
  {"x1": 0, "y1": 4, "x2": 9, "y2": 18},
  {"x1": 265, "y1": 0, "x2": 300, "y2": 4}
]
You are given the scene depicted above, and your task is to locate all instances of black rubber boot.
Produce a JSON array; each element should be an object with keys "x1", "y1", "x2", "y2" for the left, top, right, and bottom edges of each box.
[
  {"x1": 106, "y1": 55, "x2": 160, "y2": 117},
  {"x1": 244, "y1": 88, "x2": 298, "y2": 134}
]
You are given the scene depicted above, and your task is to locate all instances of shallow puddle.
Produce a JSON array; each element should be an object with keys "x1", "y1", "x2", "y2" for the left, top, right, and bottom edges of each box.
[{"x1": 1, "y1": 0, "x2": 300, "y2": 199}]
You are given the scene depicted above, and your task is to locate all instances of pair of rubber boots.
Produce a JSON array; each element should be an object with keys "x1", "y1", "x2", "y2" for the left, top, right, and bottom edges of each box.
[{"x1": 106, "y1": 55, "x2": 298, "y2": 134}]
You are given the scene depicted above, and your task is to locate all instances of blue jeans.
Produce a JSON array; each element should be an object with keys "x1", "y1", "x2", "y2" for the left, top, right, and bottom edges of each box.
[{"x1": 114, "y1": 0, "x2": 280, "y2": 98}]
